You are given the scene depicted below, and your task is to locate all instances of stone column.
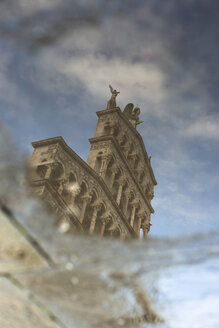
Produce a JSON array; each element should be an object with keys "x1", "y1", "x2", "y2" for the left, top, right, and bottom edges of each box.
[
  {"x1": 116, "y1": 184, "x2": 123, "y2": 205},
  {"x1": 138, "y1": 168, "x2": 145, "y2": 184},
  {"x1": 136, "y1": 215, "x2": 143, "y2": 237},
  {"x1": 57, "y1": 179, "x2": 65, "y2": 195},
  {"x1": 109, "y1": 171, "x2": 116, "y2": 189},
  {"x1": 68, "y1": 183, "x2": 80, "y2": 208},
  {"x1": 109, "y1": 226, "x2": 119, "y2": 237},
  {"x1": 79, "y1": 195, "x2": 91, "y2": 224},
  {"x1": 89, "y1": 205, "x2": 100, "y2": 234},
  {"x1": 123, "y1": 146, "x2": 129, "y2": 158},
  {"x1": 116, "y1": 178, "x2": 127, "y2": 205},
  {"x1": 69, "y1": 194, "x2": 76, "y2": 207},
  {"x1": 44, "y1": 165, "x2": 52, "y2": 179},
  {"x1": 129, "y1": 153, "x2": 137, "y2": 168},
  {"x1": 142, "y1": 225, "x2": 147, "y2": 239},
  {"x1": 99, "y1": 215, "x2": 110, "y2": 236},
  {"x1": 120, "y1": 227, "x2": 126, "y2": 240},
  {"x1": 100, "y1": 221, "x2": 106, "y2": 236},
  {"x1": 109, "y1": 166, "x2": 118, "y2": 189},
  {"x1": 142, "y1": 222, "x2": 151, "y2": 239},
  {"x1": 130, "y1": 203, "x2": 137, "y2": 227},
  {"x1": 99, "y1": 155, "x2": 111, "y2": 179},
  {"x1": 123, "y1": 191, "x2": 131, "y2": 215}
]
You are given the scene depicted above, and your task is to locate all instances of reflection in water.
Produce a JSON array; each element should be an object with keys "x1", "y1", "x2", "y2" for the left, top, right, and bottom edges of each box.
[
  {"x1": 0, "y1": 124, "x2": 219, "y2": 328},
  {"x1": 153, "y1": 258, "x2": 219, "y2": 328}
]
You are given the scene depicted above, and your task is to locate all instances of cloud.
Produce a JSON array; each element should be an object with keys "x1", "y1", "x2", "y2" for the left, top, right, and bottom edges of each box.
[
  {"x1": 184, "y1": 115, "x2": 219, "y2": 140},
  {"x1": 61, "y1": 55, "x2": 167, "y2": 105}
]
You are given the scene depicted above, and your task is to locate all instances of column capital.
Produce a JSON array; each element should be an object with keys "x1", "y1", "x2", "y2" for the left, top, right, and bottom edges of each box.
[
  {"x1": 80, "y1": 194, "x2": 92, "y2": 203},
  {"x1": 109, "y1": 164, "x2": 119, "y2": 174},
  {"x1": 91, "y1": 202, "x2": 102, "y2": 212},
  {"x1": 117, "y1": 134, "x2": 126, "y2": 145},
  {"x1": 129, "y1": 152, "x2": 138, "y2": 158},
  {"x1": 57, "y1": 178, "x2": 67, "y2": 189},
  {"x1": 100, "y1": 216, "x2": 110, "y2": 225},
  {"x1": 120, "y1": 145, "x2": 129, "y2": 151},
  {"x1": 112, "y1": 163, "x2": 120, "y2": 173},
  {"x1": 141, "y1": 222, "x2": 152, "y2": 230},
  {"x1": 130, "y1": 200, "x2": 139, "y2": 208},
  {"x1": 101, "y1": 153, "x2": 112, "y2": 161},
  {"x1": 123, "y1": 190, "x2": 132, "y2": 198},
  {"x1": 50, "y1": 162, "x2": 60, "y2": 169},
  {"x1": 119, "y1": 176, "x2": 127, "y2": 185},
  {"x1": 108, "y1": 218, "x2": 119, "y2": 230},
  {"x1": 108, "y1": 224, "x2": 119, "y2": 233},
  {"x1": 136, "y1": 212, "x2": 145, "y2": 220},
  {"x1": 58, "y1": 178, "x2": 67, "y2": 184},
  {"x1": 139, "y1": 165, "x2": 145, "y2": 172}
]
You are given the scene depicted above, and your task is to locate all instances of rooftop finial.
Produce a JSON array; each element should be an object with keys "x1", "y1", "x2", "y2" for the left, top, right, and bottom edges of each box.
[{"x1": 107, "y1": 84, "x2": 120, "y2": 109}]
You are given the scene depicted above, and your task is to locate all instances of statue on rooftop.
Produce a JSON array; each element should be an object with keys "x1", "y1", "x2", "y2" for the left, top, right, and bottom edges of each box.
[
  {"x1": 107, "y1": 84, "x2": 120, "y2": 109},
  {"x1": 123, "y1": 103, "x2": 144, "y2": 129}
]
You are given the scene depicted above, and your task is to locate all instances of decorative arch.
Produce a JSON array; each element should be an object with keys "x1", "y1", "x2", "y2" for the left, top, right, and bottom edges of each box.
[
  {"x1": 113, "y1": 124, "x2": 119, "y2": 137},
  {"x1": 94, "y1": 154, "x2": 102, "y2": 174},
  {"x1": 49, "y1": 162, "x2": 64, "y2": 181},
  {"x1": 81, "y1": 188, "x2": 99, "y2": 232},
  {"x1": 112, "y1": 167, "x2": 122, "y2": 198},
  {"x1": 104, "y1": 155, "x2": 115, "y2": 186},
  {"x1": 128, "y1": 142, "x2": 134, "y2": 155},
  {"x1": 89, "y1": 188, "x2": 99, "y2": 205},
  {"x1": 76, "y1": 180, "x2": 88, "y2": 200},
  {"x1": 103, "y1": 121, "x2": 111, "y2": 135},
  {"x1": 100, "y1": 200, "x2": 107, "y2": 214},
  {"x1": 133, "y1": 154, "x2": 140, "y2": 169},
  {"x1": 120, "y1": 134, "x2": 127, "y2": 146},
  {"x1": 119, "y1": 180, "x2": 129, "y2": 212},
  {"x1": 89, "y1": 186, "x2": 98, "y2": 197},
  {"x1": 94, "y1": 201, "x2": 107, "y2": 233},
  {"x1": 36, "y1": 164, "x2": 47, "y2": 179},
  {"x1": 103, "y1": 213, "x2": 116, "y2": 237},
  {"x1": 126, "y1": 191, "x2": 135, "y2": 221},
  {"x1": 113, "y1": 224, "x2": 122, "y2": 238},
  {"x1": 139, "y1": 169, "x2": 145, "y2": 184},
  {"x1": 69, "y1": 171, "x2": 77, "y2": 183}
]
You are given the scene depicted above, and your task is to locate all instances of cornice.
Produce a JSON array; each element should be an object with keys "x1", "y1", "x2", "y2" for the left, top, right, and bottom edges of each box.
[
  {"x1": 32, "y1": 137, "x2": 69, "y2": 149},
  {"x1": 32, "y1": 137, "x2": 137, "y2": 237},
  {"x1": 89, "y1": 135, "x2": 154, "y2": 213},
  {"x1": 96, "y1": 107, "x2": 157, "y2": 185}
]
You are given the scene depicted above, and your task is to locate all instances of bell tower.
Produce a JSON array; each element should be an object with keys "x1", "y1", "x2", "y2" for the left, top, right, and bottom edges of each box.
[{"x1": 87, "y1": 86, "x2": 157, "y2": 237}]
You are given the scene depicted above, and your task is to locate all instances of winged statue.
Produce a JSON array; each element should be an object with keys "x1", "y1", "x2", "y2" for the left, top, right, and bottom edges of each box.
[
  {"x1": 107, "y1": 84, "x2": 120, "y2": 109},
  {"x1": 123, "y1": 103, "x2": 144, "y2": 129}
]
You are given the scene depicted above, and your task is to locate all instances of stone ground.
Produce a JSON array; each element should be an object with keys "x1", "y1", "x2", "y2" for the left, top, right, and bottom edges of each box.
[{"x1": 0, "y1": 206, "x2": 161, "y2": 328}]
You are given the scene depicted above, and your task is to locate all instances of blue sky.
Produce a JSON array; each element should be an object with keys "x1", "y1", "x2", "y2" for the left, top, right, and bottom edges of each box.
[{"x1": 0, "y1": 0, "x2": 218, "y2": 237}]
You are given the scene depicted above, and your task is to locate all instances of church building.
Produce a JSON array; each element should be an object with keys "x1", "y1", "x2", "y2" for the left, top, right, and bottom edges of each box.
[{"x1": 29, "y1": 87, "x2": 157, "y2": 239}]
